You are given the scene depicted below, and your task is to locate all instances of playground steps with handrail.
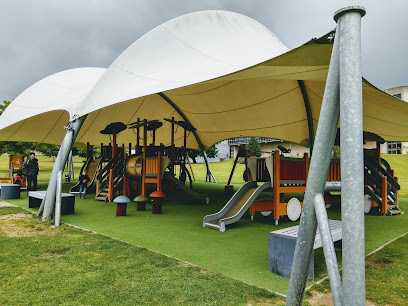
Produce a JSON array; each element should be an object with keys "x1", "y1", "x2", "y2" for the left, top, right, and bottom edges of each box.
[
  {"x1": 95, "y1": 148, "x2": 125, "y2": 202},
  {"x1": 95, "y1": 187, "x2": 109, "y2": 201},
  {"x1": 364, "y1": 158, "x2": 401, "y2": 216},
  {"x1": 95, "y1": 170, "x2": 124, "y2": 201}
]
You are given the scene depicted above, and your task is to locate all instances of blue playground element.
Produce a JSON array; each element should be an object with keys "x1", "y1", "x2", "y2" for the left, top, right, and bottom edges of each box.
[{"x1": 113, "y1": 195, "x2": 131, "y2": 203}]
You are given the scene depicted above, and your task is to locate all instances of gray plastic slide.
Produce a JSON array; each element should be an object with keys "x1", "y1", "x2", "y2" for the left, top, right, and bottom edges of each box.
[
  {"x1": 69, "y1": 159, "x2": 101, "y2": 193},
  {"x1": 163, "y1": 173, "x2": 210, "y2": 204},
  {"x1": 203, "y1": 181, "x2": 272, "y2": 232}
]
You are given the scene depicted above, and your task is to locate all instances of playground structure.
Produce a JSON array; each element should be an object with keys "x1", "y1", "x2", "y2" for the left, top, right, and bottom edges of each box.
[
  {"x1": 204, "y1": 141, "x2": 401, "y2": 232},
  {"x1": 93, "y1": 118, "x2": 207, "y2": 207},
  {"x1": 69, "y1": 143, "x2": 102, "y2": 194},
  {"x1": 363, "y1": 146, "x2": 401, "y2": 216},
  {"x1": 204, "y1": 151, "x2": 318, "y2": 231},
  {"x1": 224, "y1": 145, "x2": 249, "y2": 196},
  {"x1": 2, "y1": 7, "x2": 407, "y2": 304},
  {"x1": 0, "y1": 155, "x2": 26, "y2": 186}
]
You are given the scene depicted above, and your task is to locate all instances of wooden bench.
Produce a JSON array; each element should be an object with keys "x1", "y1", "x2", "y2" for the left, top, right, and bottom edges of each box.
[
  {"x1": 268, "y1": 219, "x2": 342, "y2": 280},
  {"x1": 28, "y1": 191, "x2": 75, "y2": 215}
]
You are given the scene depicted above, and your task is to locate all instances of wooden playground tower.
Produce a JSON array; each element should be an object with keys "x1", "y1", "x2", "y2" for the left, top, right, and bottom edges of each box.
[
  {"x1": 94, "y1": 117, "x2": 197, "y2": 210},
  {"x1": 0, "y1": 155, "x2": 26, "y2": 186}
]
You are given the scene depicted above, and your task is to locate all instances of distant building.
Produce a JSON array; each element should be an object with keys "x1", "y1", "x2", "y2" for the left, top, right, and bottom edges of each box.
[
  {"x1": 377, "y1": 86, "x2": 408, "y2": 154},
  {"x1": 227, "y1": 137, "x2": 309, "y2": 159},
  {"x1": 215, "y1": 140, "x2": 229, "y2": 160}
]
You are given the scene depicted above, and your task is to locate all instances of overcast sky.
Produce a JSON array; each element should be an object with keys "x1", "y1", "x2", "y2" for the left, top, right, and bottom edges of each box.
[{"x1": 1, "y1": 0, "x2": 407, "y2": 101}]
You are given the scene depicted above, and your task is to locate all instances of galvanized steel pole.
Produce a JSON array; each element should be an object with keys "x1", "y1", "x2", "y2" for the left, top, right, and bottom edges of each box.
[
  {"x1": 314, "y1": 193, "x2": 343, "y2": 305},
  {"x1": 335, "y1": 6, "x2": 366, "y2": 305},
  {"x1": 54, "y1": 170, "x2": 63, "y2": 227},
  {"x1": 38, "y1": 115, "x2": 87, "y2": 221},
  {"x1": 286, "y1": 27, "x2": 341, "y2": 305}
]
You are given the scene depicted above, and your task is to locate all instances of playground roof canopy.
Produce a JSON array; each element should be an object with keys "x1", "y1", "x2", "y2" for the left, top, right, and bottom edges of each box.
[
  {"x1": 0, "y1": 67, "x2": 105, "y2": 145},
  {"x1": 1, "y1": 10, "x2": 408, "y2": 149}
]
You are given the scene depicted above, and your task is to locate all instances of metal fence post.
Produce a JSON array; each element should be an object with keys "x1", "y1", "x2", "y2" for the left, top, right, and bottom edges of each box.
[{"x1": 335, "y1": 6, "x2": 366, "y2": 305}]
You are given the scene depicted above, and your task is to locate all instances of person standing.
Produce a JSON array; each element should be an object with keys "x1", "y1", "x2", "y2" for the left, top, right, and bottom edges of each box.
[
  {"x1": 22, "y1": 152, "x2": 39, "y2": 192},
  {"x1": 78, "y1": 169, "x2": 90, "y2": 199}
]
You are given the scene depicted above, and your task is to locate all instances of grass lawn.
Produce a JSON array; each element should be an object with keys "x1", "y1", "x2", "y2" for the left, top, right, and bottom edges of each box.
[
  {"x1": 1, "y1": 154, "x2": 408, "y2": 303},
  {"x1": 379, "y1": 154, "x2": 408, "y2": 196},
  {"x1": 311, "y1": 232, "x2": 408, "y2": 305},
  {"x1": 0, "y1": 206, "x2": 282, "y2": 305},
  {"x1": 182, "y1": 159, "x2": 246, "y2": 184},
  {"x1": 365, "y1": 233, "x2": 408, "y2": 305}
]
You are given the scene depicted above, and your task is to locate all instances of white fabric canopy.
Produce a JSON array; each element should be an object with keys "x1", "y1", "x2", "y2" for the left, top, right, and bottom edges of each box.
[
  {"x1": 0, "y1": 68, "x2": 105, "y2": 145},
  {"x1": 0, "y1": 10, "x2": 407, "y2": 149}
]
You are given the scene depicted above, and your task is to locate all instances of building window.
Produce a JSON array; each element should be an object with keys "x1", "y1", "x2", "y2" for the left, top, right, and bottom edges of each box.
[
  {"x1": 227, "y1": 137, "x2": 277, "y2": 146},
  {"x1": 387, "y1": 142, "x2": 401, "y2": 154},
  {"x1": 229, "y1": 146, "x2": 235, "y2": 159},
  {"x1": 215, "y1": 140, "x2": 229, "y2": 159}
]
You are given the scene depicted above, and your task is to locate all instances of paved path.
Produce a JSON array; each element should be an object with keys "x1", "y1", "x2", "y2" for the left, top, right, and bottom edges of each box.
[{"x1": 0, "y1": 201, "x2": 18, "y2": 208}]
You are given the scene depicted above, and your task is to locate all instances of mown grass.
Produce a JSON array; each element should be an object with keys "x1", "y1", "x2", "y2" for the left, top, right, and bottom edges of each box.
[
  {"x1": 380, "y1": 154, "x2": 408, "y2": 196},
  {"x1": 365, "y1": 233, "x2": 408, "y2": 305},
  {"x1": 0, "y1": 207, "x2": 283, "y2": 305},
  {"x1": 183, "y1": 159, "x2": 246, "y2": 184},
  {"x1": 309, "y1": 233, "x2": 408, "y2": 306}
]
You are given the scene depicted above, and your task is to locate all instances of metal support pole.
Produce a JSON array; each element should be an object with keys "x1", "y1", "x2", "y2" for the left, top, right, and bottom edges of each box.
[
  {"x1": 54, "y1": 170, "x2": 63, "y2": 227},
  {"x1": 324, "y1": 181, "x2": 341, "y2": 192},
  {"x1": 38, "y1": 115, "x2": 87, "y2": 221},
  {"x1": 157, "y1": 92, "x2": 216, "y2": 182},
  {"x1": 314, "y1": 193, "x2": 343, "y2": 305},
  {"x1": 68, "y1": 149, "x2": 74, "y2": 180},
  {"x1": 203, "y1": 151, "x2": 217, "y2": 183},
  {"x1": 335, "y1": 6, "x2": 366, "y2": 305},
  {"x1": 286, "y1": 23, "x2": 341, "y2": 305}
]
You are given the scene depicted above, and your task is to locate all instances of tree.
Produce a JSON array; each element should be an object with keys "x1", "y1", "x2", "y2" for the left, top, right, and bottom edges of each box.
[
  {"x1": 0, "y1": 100, "x2": 11, "y2": 115},
  {"x1": 187, "y1": 149, "x2": 199, "y2": 163},
  {"x1": 36, "y1": 143, "x2": 61, "y2": 158},
  {"x1": 205, "y1": 145, "x2": 218, "y2": 158},
  {"x1": 187, "y1": 145, "x2": 219, "y2": 163},
  {"x1": 72, "y1": 147, "x2": 87, "y2": 158},
  {"x1": 0, "y1": 141, "x2": 38, "y2": 155},
  {"x1": 71, "y1": 146, "x2": 101, "y2": 159},
  {"x1": 246, "y1": 137, "x2": 261, "y2": 157}
]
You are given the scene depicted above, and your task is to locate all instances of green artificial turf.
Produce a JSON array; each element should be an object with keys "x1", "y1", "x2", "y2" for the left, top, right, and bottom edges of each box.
[
  {"x1": 0, "y1": 207, "x2": 283, "y2": 305},
  {"x1": 8, "y1": 182, "x2": 408, "y2": 296}
]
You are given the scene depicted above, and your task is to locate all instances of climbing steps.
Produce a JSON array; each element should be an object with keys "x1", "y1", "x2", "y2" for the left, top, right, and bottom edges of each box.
[
  {"x1": 95, "y1": 147, "x2": 125, "y2": 202},
  {"x1": 364, "y1": 157, "x2": 402, "y2": 216}
]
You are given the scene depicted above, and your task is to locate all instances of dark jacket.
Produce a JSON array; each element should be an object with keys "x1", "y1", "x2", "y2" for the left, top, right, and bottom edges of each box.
[
  {"x1": 79, "y1": 174, "x2": 90, "y2": 186},
  {"x1": 22, "y1": 157, "x2": 39, "y2": 177}
]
